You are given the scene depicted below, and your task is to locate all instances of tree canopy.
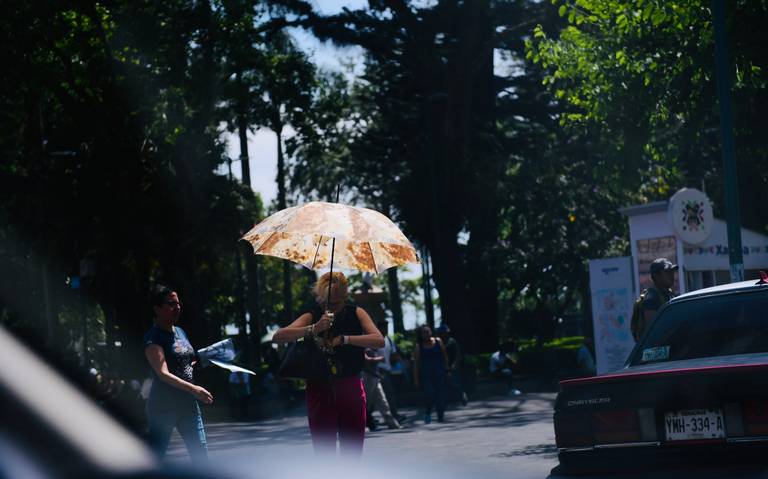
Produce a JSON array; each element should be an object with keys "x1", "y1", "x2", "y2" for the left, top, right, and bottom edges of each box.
[
  {"x1": 2, "y1": 0, "x2": 767, "y2": 374},
  {"x1": 527, "y1": 0, "x2": 768, "y2": 230}
]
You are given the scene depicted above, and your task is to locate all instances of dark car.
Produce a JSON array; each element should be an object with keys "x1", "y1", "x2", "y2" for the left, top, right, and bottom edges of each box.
[{"x1": 554, "y1": 277, "x2": 768, "y2": 473}]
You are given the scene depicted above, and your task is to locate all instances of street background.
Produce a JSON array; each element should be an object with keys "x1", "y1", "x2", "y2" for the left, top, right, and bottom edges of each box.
[
  {"x1": 169, "y1": 392, "x2": 559, "y2": 479},
  {"x1": 168, "y1": 390, "x2": 768, "y2": 479}
]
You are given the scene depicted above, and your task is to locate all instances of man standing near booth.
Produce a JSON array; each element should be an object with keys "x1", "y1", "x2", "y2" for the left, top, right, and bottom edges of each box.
[{"x1": 631, "y1": 258, "x2": 678, "y2": 341}]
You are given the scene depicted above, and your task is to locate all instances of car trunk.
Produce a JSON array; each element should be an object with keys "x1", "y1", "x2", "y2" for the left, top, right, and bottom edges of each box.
[{"x1": 555, "y1": 354, "x2": 768, "y2": 449}]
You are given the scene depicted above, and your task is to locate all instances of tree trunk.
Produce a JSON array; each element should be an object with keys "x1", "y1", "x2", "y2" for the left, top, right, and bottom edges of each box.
[
  {"x1": 234, "y1": 247, "x2": 249, "y2": 364},
  {"x1": 235, "y1": 71, "x2": 254, "y2": 363},
  {"x1": 236, "y1": 68, "x2": 252, "y2": 188},
  {"x1": 466, "y1": 234, "x2": 499, "y2": 352},
  {"x1": 464, "y1": 4, "x2": 499, "y2": 353},
  {"x1": 429, "y1": 233, "x2": 471, "y2": 349},
  {"x1": 245, "y1": 253, "x2": 260, "y2": 362},
  {"x1": 387, "y1": 267, "x2": 405, "y2": 334},
  {"x1": 275, "y1": 125, "x2": 293, "y2": 324},
  {"x1": 420, "y1": 247, "x2": 435, "y2": 329},
  {"x1": 429, "y1": 0, "x2": 497, "y2": 353}
]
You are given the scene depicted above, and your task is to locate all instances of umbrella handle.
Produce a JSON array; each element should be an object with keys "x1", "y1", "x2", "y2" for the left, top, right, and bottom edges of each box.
[
  {"x1": 324, "y1": 185, "x2": 341, "y2": 343},
  {"x1": 327, "y1": 236, "x2": 336, "y2": 307}
]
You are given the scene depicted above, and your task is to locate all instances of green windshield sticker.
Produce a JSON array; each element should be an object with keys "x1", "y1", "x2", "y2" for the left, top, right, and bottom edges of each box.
[{"x1": 641, "y1": 345, "x2": 670, "y2": 362}]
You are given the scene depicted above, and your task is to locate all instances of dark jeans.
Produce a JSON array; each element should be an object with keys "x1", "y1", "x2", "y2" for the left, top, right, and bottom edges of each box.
[
  {"x1": 421, "y1": 374, "x2": 446, "y2": 421},
  {"x1": 147, "y1": 400, "x2": 208, "y2": 462}
]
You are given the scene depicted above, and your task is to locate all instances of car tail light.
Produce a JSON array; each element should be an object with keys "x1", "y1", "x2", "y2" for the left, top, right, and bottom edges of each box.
[
  {"x1": 743, "y1": 401, "x2": 768, "y2": 436},
  {"x1": 555, "y1": 412, "x2": 592, "y2": 448},
  {"x1": 592, "y1": 409, "x2": 641, "y2": 444}
]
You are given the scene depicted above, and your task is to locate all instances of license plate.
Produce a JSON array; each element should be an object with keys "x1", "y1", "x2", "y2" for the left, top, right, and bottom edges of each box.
[{"x1": 664, "y1": 408, "x2": 725, "y2": 441}]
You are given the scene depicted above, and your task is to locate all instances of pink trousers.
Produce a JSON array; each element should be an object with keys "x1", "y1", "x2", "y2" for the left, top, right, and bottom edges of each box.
[{"x1": 306, "y1": 375, "x2": 367, "y2": 457}]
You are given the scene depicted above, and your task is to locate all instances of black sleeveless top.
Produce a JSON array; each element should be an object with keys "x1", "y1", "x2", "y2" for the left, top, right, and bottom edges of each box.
[{"x1": 307, "y1": 301, "x2": 364, "y2": 378}]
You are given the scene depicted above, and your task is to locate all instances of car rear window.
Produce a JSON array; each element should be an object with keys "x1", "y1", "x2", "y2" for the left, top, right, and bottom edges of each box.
[{"x1": 632, "y1": 291, "x2": 768, "y2": 365}]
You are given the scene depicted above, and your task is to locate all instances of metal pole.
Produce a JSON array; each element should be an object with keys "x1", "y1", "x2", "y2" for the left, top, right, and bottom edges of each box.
[
  {"x1": 712, "y1": 0, "x2": 744, "y2": 282},
  {"x1": 327, "y1": 237, "x2": 336, "y2": 308}
]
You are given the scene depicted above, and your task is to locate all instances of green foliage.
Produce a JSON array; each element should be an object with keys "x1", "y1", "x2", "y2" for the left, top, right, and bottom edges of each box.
[
  {"x1": 285, "y1": 0, "x2": 642, "y2": 350},
  {"x1": 398, "y1": 277, "x2": 425, "y2": 314},
  {"x1": 518, "y1": 336, "x2": 584, "y2": 352},
  {"x1": 256, "y1": 256, "x2": 315, "y2": 324},
  {"x1": 9, "y1": 0, "x2": 768, "y2": 374},
  {"x1": 0, "y1": 0, "x2": 299, "y2": 375},
  {"x1": 393, "y1": 332, "x2": 415, "y2": 358},
  {"x1": 291, "y1": 0, "x2": 522, "y2": 351},
  {"x1": 527, "y1": 0, "x2": 768, "y2": 230}
]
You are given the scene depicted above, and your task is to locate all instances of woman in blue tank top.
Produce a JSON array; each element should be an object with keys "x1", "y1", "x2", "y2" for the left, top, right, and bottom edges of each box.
[
  {"x1": 413, "y1": 325, "x2": 449, "y2": 423},
  {"x1": 143, "y1": 284, "x2": 213, "y2": 462}
]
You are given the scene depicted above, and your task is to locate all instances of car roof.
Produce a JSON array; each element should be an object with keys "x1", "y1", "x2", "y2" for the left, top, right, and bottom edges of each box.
[{"x1": 671, "y1": 278, "x2": 768, "y2": 302}]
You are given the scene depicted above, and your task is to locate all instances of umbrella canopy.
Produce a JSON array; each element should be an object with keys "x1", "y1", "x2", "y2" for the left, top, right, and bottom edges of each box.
[{"x1": 241, "y1": 202, "x2": 419, "y2": 273}]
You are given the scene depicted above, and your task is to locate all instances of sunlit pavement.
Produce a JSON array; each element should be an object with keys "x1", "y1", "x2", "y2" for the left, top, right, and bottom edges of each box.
[{"x1": 168, "y1": 392, "x2": 559, "y2": 478}]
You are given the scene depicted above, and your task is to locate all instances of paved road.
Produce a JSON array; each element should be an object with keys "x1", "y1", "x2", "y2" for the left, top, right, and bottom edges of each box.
[
  {"x1": 168, "y1": 393, "x2": 768, "y2": 479},
  {"x1": 169, "y1": 392, "x2": 559, "y2": 478}
]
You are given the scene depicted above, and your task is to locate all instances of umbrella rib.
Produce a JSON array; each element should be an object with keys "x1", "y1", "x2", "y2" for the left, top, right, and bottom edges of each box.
[
  {"x1": 253, "y1": 231, "x2": 279, "y2": 254},
  {"x1": 310, "y1": 235, "x2": 323, "y2": 269},
  {"x1": 366, "y1": 242, "x2": 378, "y2": 274}
]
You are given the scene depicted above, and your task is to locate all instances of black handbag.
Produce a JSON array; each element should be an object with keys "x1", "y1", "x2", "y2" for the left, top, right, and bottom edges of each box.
[{"x1": 278, "y1": 336, "x2": 331, "y2": 381}]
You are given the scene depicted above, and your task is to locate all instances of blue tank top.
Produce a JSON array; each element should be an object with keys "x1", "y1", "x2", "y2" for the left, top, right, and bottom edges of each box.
[
  {"x1": 419, "y1": 339, "x2": 445, "y2": 376},
  {"x1": 143, "y1": 325, "x2": 197, "y2": 410}
]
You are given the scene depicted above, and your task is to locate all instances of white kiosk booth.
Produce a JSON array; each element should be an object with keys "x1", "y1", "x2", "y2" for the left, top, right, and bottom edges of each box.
[
  {"x1": 619, "y1": 188, "x2": 768, "y2": 298},
  {"x1": 588, "y1": 188, "x2": 768, "y2": 373}
]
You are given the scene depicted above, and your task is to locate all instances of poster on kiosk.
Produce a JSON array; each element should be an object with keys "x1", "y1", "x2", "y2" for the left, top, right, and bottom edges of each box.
[{"x1": 588, "y1": 256, "x2": 635, "y2": 374}]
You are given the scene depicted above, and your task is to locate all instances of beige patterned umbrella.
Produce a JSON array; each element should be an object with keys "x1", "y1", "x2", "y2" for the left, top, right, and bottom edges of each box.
[{"x1": 241, "y1": 201, "x2": 420, "y2": 274}]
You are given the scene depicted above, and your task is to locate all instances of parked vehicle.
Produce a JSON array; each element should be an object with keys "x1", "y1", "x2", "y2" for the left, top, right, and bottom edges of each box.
[{"x1": 554, "y1": 276, "x2": 768, "y2": 473}]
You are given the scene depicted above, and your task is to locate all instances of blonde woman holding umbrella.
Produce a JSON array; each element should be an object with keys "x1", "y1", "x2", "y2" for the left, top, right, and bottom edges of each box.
[{"x1": 273, "y1": 272, "x2": 384, "y2": 457}]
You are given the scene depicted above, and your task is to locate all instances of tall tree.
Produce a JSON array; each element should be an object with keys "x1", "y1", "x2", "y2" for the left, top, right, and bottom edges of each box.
[
  {"x1": 291, "y1": 1, "x2": 506, "y2": 351},
  {"x1": 0, "y1": 0, "x2": 259, "y2": 378},
  {"x1": 219, "y1": 0, "x2": 270, "y2": 362},
  {"x1": 256, "y1": 32, "x2": 316, "y2": 324}
]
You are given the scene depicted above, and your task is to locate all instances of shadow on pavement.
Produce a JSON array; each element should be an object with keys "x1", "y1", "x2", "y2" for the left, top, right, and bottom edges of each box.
[
  {"x1": 172, "y1": 392, "x2": 558, "y2": 463},
  {"x1": 366, "y1": 393, "x2": 555, "y2": 435}
]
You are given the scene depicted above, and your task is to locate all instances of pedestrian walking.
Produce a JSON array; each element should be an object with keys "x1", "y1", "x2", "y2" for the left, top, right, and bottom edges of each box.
[
  {"x1": 413, "y1": 325, "x2": 449, "y2": 424},
  {"x1": 363, "y1": 349, "x2": 401, "y2": 430},
  {"x1": 374, "y1": 319, "x2": 405, "y2": 422},
  {"x1": 272, "y1": 272, "x2": 384, "y2": 457},
  {"x1": 631, "y1": 258, "x2": 678, "y2": 341},
  {"x1": 143, "y1": 284, "x2": 212, "y2": 462},
  {"x1": 437, "y1": 324, "x2": 468, "y2": 406}
]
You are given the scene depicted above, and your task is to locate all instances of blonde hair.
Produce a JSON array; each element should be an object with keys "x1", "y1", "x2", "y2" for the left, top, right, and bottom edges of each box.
[{"x1": 313, "y1": 272, "x2": 349, "y2": 305}]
